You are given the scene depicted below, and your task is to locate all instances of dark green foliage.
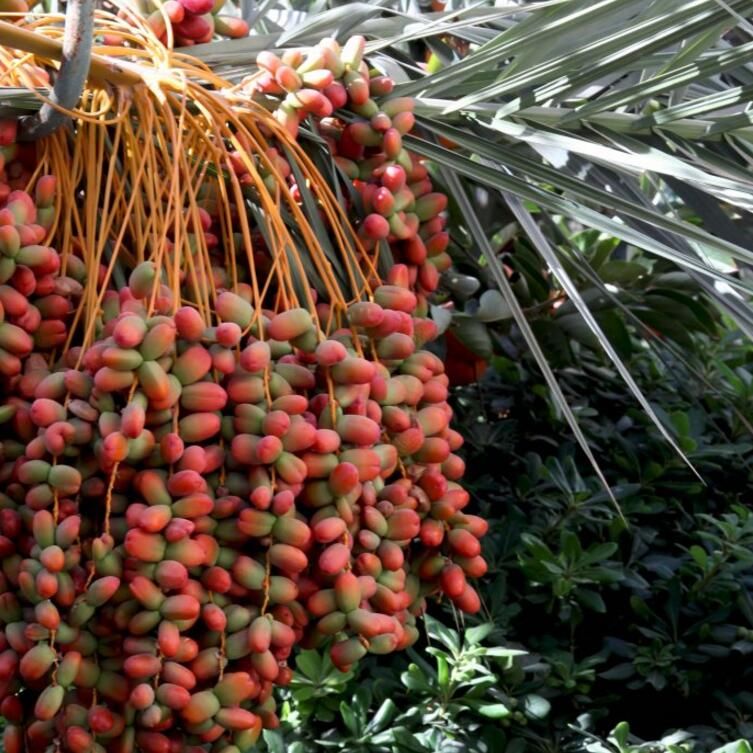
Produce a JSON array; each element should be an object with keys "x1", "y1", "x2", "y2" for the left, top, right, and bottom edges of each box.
[
  {"x1": 451, "y1": 328, "x2": 753, "y2": 749},
  {"x1": 263, "y1": 617, "x2": 546, "y2": 753}
]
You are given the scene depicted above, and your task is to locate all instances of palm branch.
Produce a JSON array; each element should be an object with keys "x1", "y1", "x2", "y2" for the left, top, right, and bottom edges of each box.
[{"x1": 187, "y1": 0, "x2": 753, "y2": 497}]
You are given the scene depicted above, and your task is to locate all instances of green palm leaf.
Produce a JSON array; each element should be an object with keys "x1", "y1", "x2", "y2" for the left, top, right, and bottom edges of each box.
[{"x1": 197, "y1": 0, "x2": 753, "y2": 479}]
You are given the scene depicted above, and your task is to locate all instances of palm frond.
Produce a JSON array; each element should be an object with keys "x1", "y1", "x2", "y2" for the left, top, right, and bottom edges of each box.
[{"x1": 193, "y1": 0, "x2": 753, "y2": 475}]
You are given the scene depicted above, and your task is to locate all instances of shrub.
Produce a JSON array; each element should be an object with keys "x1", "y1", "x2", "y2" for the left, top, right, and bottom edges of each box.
[{"x1": 452, "y1": 325, "x2": 753, "y2": 748}]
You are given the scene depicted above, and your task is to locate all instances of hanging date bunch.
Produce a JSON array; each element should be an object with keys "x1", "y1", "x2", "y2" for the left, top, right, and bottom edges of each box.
[
  {"x1": 108, "y1": 0, "x2": 249, "y2": 45},
  {"x1": 242, "y1": 34, "x2": 453, "y2": 314},
  {"x1": 0, "y1": 8, "x2": 486, "y2": 753}
]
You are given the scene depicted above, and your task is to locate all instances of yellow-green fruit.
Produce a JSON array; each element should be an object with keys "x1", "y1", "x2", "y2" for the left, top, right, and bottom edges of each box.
[
  {"x1": 19, "y1": 643, "x2": 56, "y2": 681},
  {"x1": 34, "y1": 684, "x2": 65, "y2": 720},
  {"x1": 266, "y1": 308, "x2": 313, "y2": 342},
  {"x1": 216, "y1": 291, "x2": 253, "y2": 328},
  {"x1": 317, "y1": 610, "x2": 347, "y2": 634},
  {"x1": 334, "y1": 571, "x2": 361, "y2": 612},
  {"x1": 182, "y1": 690, "x2": 220, "y2": 725},
  {"x1": 129, "y1": 261, "x2": 157, "y2": 299},
  {"x1": 330, "y1": 637, "x2": 367, "y2": 669}
]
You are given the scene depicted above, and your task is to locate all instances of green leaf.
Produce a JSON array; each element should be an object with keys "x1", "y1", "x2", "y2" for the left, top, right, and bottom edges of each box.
[
  {"x1": 294, "y1": 649, "x2": 321, "y2": 681},
  {"x1": 436, "y1": 654, "x2": 450, "y2": 690},
  {"x1": 530, "y1": 319, "x2": 574, "y2": 367},
  {"x1": 484, "y1": 647, "x2": 527, "y2": 658},
  {"x1": 465, "y1": 624, "x2": 495, "y2": 645},
  {"x1": 599, "y1": 261, "x2": 648, "y2": 285},
  {"x1": 564, "y1": 39, "x2": 753, "y2": 125},
  {"x1": 476, "y1": 703, "x2": 513, "y2": 719},
  {"x1": 365, "y1": 699, "x2": 399, "y2": 734},
  {"x1": 645, "y1": 289, "x2": 717, "y2": 334},
  {"x1": 580, "y1": 542, "x2": 619, "y2": 565},
  {"x1": 689, "y1": 544, "x2": 708, "y2": 569},
  {"x1": 633, "y1": 82, "x2": 753, "y2": 130},
  {"x1": 600, "y1": 663, "x2": 636, "y2": 680},
  {"x1": 482, "y1": 116, "x2": 753, "y2": 212},
  {"x1": 392, "y1": 727, "x2": 432, "y2": 752},
  {"x1": 442, "y1": 0, "x2": 744, "y2": 115},
  {"x1": 476, "y1": 289, "x2": 513, "y2": 322},
  {"x1": 411, "y1": 122, "x2": 753, "y2": 281},
  {"x1": 597, "y1": 310, "x2": 632, "y2": 359},
  {"x1": 339, "y1": 700, "x2": 360, "y2": 736},
  {"x1": 409, "y1": 135, "x2": 753, "y2": 295},
  {"x1": 556, "y1": 313, "x2": 601, "y2": 350},
  {"x1": 282, "y1": 144, "x2": 351, "y2": 291},
  {"x1": 425, "y1": 614, "x2": 461, "y2": 653},
  {"x1": 430, "y1": 304, "x2": 453, "y2": 335},
  {"x1": 277, "y1": 3, "x2": 385, "y2": 46},
  {"x1": 401, "y1": 663, "x2": 433, "y2": 692},
  {"x1": 500, "y1": 189, "x2": 701, "y2": 482},
  {"x1": 611, "y1": 722, "x2": 630, "y2": 748},
  {"x1": 711, "y1": 743, "x2": 753, "y2": 753},
  {"x1": 398, "y1": 0, "x2": 654, "y2": 98},
  {"x1": 562, "y1": 530, "x2": 583, "y2": 562},
  {"x1": 521, "y1": 694, "x2": 552, "y2": 720},
  {"x1": 451, "y1": 316, "x2": 493, "y2": 360},
  {"x1": 262, "y1": 729, "x2": 285, "y2": 753},
  {"x1": 576, "y1": 588, "x2": 607, "y2": 613}
]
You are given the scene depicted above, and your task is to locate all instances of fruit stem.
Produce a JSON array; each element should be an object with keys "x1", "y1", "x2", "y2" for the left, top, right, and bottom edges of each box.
[
  {"x1": 0, "y1": 19, "x2": 140, "y2": 88},
  {"x1": 260, "y1": 551, "x2": 272, "y2": 615}
]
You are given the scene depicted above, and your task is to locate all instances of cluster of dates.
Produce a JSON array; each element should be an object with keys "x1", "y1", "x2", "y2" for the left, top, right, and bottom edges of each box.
[
  {"x1": 0, "y1": 33, "x2": 486, "y2": 753},
  {"x1": 0, "y1": 255, "x2": 485, "y2": 752},
  {"x1": 0, "y1": 0, "x2": 247, "y2": 44},
  {"x1": 107, "y1": 0, "x2": 249, "y2": 46},
  {"x1": 0, "y1": 154, "x2": 83, "y2": 381},
  {"x1": 244, "y1": 35, "x2": 452, "y2": 311}
]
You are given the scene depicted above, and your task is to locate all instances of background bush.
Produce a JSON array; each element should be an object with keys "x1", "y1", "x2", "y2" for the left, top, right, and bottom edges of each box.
[{"x1": 455, "y1": 332, "x2": 753, "y2": 749}]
